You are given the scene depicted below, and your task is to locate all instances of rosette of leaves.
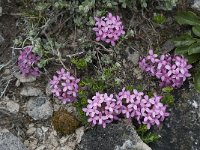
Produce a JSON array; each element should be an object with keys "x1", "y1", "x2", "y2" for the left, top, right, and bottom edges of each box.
[{"x1": 173, "y1": 11, "x2": 200, "y2": 93}]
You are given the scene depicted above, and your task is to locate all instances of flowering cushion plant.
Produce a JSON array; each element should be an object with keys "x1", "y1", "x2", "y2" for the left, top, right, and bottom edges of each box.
[
  {"x1": 93, "y1": 13, "x2": 125, "y2": 46},
  {"x1": 50, "y1": 68, "x2": 80, "y2": 104},
  {"x1": 83, "y1": 88, "x2": 169, "y2": 129},
  {"x1": 139, "y1": 50, "x2": 192, "y2": 88},
  {"x1": 83, "y1": 93, "x2": 119, "y2": 128},
  {"x1": 18, "y1": 46, "x2": 40, "y2": 77}
]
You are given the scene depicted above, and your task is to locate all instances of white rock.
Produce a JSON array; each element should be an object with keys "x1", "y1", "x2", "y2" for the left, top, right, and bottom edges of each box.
[
  {"x1": 36, "y1": 145, "x2": 46, "y2": 150},
  {"x1": 15, "y1": 72, "x2": 36, "y2": 83},
  {"x1": 20, "y1": 86, "x2": 43, "y2": 97},
  {"x1": 46, "y1": 82, "x2": 52, "y2": 96},
  {"x1": 0, "y1": 100, "x2": 19, "y2": 113},
  {"x1": 6, "y1": 101, "x2": 20, "y2": 113},
  {"x1": 26, "y1": 127, "x2": 36, "y2": 135},
  {"x1": 75, "y1": 127, "x2": 84, "y2": 143}
]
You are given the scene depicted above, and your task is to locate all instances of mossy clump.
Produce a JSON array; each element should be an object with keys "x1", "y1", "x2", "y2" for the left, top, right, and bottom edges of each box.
[{"x1": 52, "y1": 109, "x2": 80, "y2": 135}]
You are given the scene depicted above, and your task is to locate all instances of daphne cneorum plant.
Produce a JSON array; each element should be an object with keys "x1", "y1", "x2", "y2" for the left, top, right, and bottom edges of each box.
[
  {"x1": 139, "y1": 50, "x2": 192, "y2": 88},
  {"x1": 50, "y1": 68, "x2": 80, "y2": 104},
  {"x1": 83, "y1": 88, "x2": 169, "y2": 129},
  {"x1": 18, "y1": 46, "x2": 40, "y2": 77},
  {"x1": 93, "y1": 12, "x2": 125, "y2": 46}
]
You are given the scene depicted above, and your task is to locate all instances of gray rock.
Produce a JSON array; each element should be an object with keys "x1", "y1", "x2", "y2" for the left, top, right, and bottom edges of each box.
[
  {"x1": 20, "y1": 86, "x2": 43, "y2": 97},
  {"x1": 78, "y1": 123, "x2": 151, "y2": 150},
  {"x1": 27, "y1": 97, "x2": 53, "y2": 120},
  {"x1": 126, "y1": 47, "x2": 140, "y2": 66},
  {"x1": 161, "y1": 40, "x2": 175, "y2": 53},
  {"x1": 151, "y1": 82, "x2": 200, "y2": 150},
  {"x1": 3, "y1": 101, "x2": 19, "y2": 113},
  {"x1": 0, "y1": 129, "x2": 28, "y2": 150},
  {"x1": 15, "y1": 72, "x2": 36, "y2": 83},
  {"x1": 192, "y1": 0, "x2": 200, "y2": 11},
  {"x1": 0, "y1": 97, "x2": 20, "y2": 114}
]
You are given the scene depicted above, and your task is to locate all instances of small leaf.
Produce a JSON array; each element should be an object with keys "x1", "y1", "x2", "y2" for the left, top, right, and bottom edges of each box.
[
  {"x1": 162, "y1": 87, "x2": 173, "y2": 93},
  {"x1": 175, "y1": 46, "x2": 189, "y2": 55},
  {"x1": 192, "y1": 25, "x2": 200, "y2": 37},
  {"x1": 194, "y1": 71, "x2": 200, "y2": 93},
  {"x1": 183, "y1": 53, "x2": 200, "y2": 64},
  {"x1": 172, "y1": 34, "x2": 196, "y2": 47},
  {"x1": 188, "y1": 42, "x2": 200, "y2": 55},
  {"x1": 175, "y1": 11, "x2": 200, "y2": 26}
]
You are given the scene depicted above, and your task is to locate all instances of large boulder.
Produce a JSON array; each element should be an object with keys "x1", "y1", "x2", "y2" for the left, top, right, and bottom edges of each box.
[
  {"x1": 151, "y1": 83, "x2": 200, "y2": 150},
  {"x1": 78, "y1": 123, "x2": 151, "y2": 150}
]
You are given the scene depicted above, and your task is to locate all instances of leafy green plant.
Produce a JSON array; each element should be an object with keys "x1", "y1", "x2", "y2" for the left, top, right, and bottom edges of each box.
[
  {"x1": 152, "y1": 13, "x2": 166, "y2": 24},
  {"x1": 136, "y1": 125, "x2": 160, "y2": 144},
  {"x1": 71, "y1": 58, "x2": 88, "y2": 69},
  {"x1": 173, "y1": 11, "x2": 200, "y2": 92},
  {"x1": 162, "y1": 87, "x2": 174, "y2": 106}
]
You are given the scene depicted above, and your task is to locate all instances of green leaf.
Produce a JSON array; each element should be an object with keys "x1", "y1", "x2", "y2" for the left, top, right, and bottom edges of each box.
[
  {"x1": 183, "y1": 53, "x2": 200, "y2": 64},
  {"x1": 192, "y1": 25, "x2": 200, "y2": 37},
  {"x1": 162, "y1": 87, "x2": 173, "y2": 93},
  {"x1": 162, "y1": 93, "x2": 174, "y2": 106},
  {"x1": 188, "y1": 42, "x2": 200, "y2": 55},
  {"x1": 175, "y1": 11, "x2": 200, "y2": 26},
  {"x1": 172, "y1": 34, "x2": 196, "y2": 47},
  {"x1": 194, "y1": 71, "x2": 200, "y2": 93},
  {"x1": 175, "y1": 46, "x2": 189, "y2": 55}
]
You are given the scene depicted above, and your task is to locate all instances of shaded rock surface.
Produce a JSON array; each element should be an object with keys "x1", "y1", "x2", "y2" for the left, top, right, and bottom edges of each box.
[
  {"x1": 0, "y1": 129, "x2": 27, "y2": 150},
  {"x1": 78, "y1": 123, "x2": 151, "y2": 150},
  {"x1": 20, "y1": 86, "x2": 43, "y2": 97},
  {"x1": 151, "y1": 83, "x2": 200, "y2": 150},
  {"x1": 27, "y1": 97, "x2": 53, "y2": 120},
  {"x1": 15, "y1": 73, "x2": 36, "y2": 83}
]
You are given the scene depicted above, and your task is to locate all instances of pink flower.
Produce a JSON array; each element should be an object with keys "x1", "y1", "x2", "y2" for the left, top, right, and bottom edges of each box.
[
  {"x1": 83, "y1": 93, "x2": 118, "y2": 128},
  {"x1": 50, "y1": 68, "x2": 80, "y2": 103},
  {"x1": 18, "y1": 46, "x2": 40, "y2": 77},
  {"x1": 93, "y1": 13, "x2": 125, "y2": 46},
  {"x1": 139, "y1": 50, "x2": 192, "y2": 88}
]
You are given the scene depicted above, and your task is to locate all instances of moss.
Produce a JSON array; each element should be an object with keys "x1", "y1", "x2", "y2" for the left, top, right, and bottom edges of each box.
[{"x1": 52, "y1": 109, "x2": 80, "y2": 135}]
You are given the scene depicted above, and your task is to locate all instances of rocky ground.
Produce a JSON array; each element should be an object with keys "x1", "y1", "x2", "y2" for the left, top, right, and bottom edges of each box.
[{"x1": 0, "y1": 0, "x2": 200, "y2": 150}]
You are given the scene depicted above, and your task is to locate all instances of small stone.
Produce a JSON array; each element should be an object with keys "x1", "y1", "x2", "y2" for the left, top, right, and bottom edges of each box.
[
  {"x1": 3, "y1": 69, "x2": 11, "y2": 75},
  {"x1": 0, "y1": 129, "x2": 28, "y2": 150},
  {"x1": 24, "y1": 140, "x2": 29, "y2": 147},
  {"x1": 15, "y1": 72, "x2": 36, "y2": 83},
  {"x1": 128, "y1": 51, "x2": 140, "y2": 66},
  {"x1": 192, "y1": 0, "x2": 200, "y2": 11},
  {"x1": 26, "y1": 127, "x2": 36, "y2": 135},
  {"x1": 60, "y1": 145, "x2": 74, "y2": 150},
  {"x1": 20, "y1": 86, "x2": 43, "y2": 97},
  {"x1": 46, "y1": 82, "x2": 52, "y2": 96},
  {"x1": 41, "y1": 126, "x2": 49, "y2": 133},
  {"x1": 29, "y1": 140, "x2": 38, "y2": 150},
  {"x1": 6, "y1": 101, "x2": 20, "y2": 113},
  {"x1": 75, "y1": 127, "x2": 84, "y2": 144},
  {"x1": 15, "y1": 80, "x2": 21, "y2": 87},
  {"x1": 36, "y1": 145, "x2": 46, "y2": 150},
  {"x1": 27, "y1": 97, "x2": 53, "y2": 120}
]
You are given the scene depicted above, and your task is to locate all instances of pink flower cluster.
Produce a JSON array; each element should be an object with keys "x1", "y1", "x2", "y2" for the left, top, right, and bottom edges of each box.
[
  {"x1": 83, "y1": 93, "x2": 118, "y2": 128},
  {"x1": 83, "y1": 88, "x2": 169, "y2": 129},
  {"x1": 117, "y1": 88, "x2": 169, "y2": 129},
  {"x1": 139, "y1": 50, "x2": 192, "y2": 88},
  {"x1": 18, "y1": 46, "x2": 40, "y2": 77},
  {"x1": 50, "y1": 68, "x2": 80, "y2": 104},
  {"x1": 93, "y1": 13, "x2": 125, "y2": 46}
]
